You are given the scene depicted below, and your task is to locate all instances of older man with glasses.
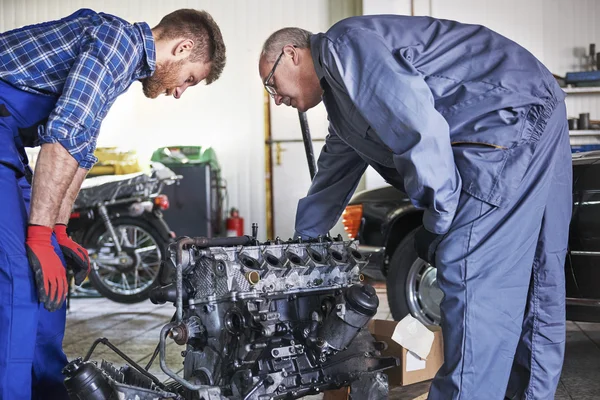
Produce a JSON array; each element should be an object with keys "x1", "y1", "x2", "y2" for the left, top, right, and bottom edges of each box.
[{"x1": 258, "y1": 15, "x2": 571, "y2": 400}]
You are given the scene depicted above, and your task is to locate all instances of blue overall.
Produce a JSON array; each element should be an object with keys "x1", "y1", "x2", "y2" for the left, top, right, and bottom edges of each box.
[
  {"x1": 300, "y1": 15, "x2": 572, "y2": 399},
  {"x1": 0, "y1": 64, "x2": 68, "y2": 400}
]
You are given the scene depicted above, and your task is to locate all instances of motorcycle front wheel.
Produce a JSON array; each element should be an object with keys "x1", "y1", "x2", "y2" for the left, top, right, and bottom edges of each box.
[{"x1": 85, "y1": 216, "x2": 169, "y2": 304}]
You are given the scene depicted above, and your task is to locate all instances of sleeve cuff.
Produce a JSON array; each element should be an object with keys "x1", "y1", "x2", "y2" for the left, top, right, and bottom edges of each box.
[
  {"x1": 79, "y1": 153, "x2": 98, "y2": 170},
  {"x1": 37, "y1": 136, "x2": 97, "y2": 170},
  {"x1": 422, "y1": 208, "x2": 455, "y2": 235}
]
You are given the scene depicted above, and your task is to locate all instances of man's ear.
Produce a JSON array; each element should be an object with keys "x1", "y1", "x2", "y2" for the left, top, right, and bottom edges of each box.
[
  {"x1": 173, "y1": 39, "x2": 194, "y2": 58},
  {"x1": 283, "y1": 45, "x2": 300, "y2": 66}
]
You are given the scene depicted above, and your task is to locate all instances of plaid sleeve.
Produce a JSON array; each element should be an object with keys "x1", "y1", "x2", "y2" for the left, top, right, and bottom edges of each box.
[
  {"x1": 79, "y1": 120, "x2": 100, "y2": 169},
  {"x1": 39, "y1": 23, "x2": 135, "y2": 168}
]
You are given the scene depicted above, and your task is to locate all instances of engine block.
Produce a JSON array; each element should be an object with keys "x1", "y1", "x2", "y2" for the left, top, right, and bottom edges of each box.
[{"x1": 64, "y1": 235, "x2": 398, "y2": 400}]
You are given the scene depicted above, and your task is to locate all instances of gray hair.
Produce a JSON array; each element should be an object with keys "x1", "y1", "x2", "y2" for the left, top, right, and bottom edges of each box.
[{"x1": 261, "y1": 27, "x2": 313, "y2": 62}]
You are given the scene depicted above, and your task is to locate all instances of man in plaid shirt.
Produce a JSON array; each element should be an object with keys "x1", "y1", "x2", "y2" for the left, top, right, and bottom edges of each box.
[{"x1": 0, "y1": 8, "x2": 226, "y2": 398}]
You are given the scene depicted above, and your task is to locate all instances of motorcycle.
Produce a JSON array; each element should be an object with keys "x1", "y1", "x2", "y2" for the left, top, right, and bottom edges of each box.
[{"x1": 67, "y1": 163, "x2": 181, "y2": 303}]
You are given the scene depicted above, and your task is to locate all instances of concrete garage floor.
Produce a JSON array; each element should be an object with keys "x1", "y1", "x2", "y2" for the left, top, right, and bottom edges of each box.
[{"x1": 64, "y1": 287, "x2": 600, "y2": 399}]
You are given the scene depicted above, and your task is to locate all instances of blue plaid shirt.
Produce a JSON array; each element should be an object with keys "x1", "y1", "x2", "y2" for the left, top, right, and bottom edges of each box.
[{"x1": 0, "y1": 9, "x2": 156, "y2": 169}]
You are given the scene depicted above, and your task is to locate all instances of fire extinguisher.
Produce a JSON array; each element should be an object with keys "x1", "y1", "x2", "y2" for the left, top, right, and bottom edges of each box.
[{"x1": 226, "y1": 208, "x2": 244, "y2": 237}]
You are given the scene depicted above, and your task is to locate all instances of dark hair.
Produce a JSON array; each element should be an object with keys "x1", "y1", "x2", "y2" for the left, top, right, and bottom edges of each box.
[{"x1": 154, "y1": 9, "x2": 226, "y2": 84}]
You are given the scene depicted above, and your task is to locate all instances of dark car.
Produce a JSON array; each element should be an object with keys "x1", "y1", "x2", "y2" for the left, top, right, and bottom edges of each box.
[{"x1": 342, "y1": 151, "x2": 600, "y2": 325}]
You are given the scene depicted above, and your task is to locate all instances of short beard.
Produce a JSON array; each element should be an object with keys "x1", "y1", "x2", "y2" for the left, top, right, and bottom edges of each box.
[{"x1": 141, "y1": 59, "x2": 185, "y2": 99}]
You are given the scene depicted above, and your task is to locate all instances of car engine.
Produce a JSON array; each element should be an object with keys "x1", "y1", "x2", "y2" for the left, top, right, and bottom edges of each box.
[{"x1": 63, "y1": 232, "x2": 398, "y2": 400}]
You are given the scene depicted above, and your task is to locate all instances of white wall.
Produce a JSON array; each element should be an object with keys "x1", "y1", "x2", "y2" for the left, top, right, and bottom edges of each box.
[
  {"x1": 541, "y1": 0, "x2": 600, "y2": 118},
  {"x1": 0, "y1": 0, "x2": 357, "y2": 239}
]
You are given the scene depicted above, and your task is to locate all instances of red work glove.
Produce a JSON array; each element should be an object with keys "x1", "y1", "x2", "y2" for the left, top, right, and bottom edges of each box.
[
  {"x1": 54, "y1": 223, "x2": 90, "y2": 286},
  {"x1": 25, "y1": 225, "x2": 68, "y2": 312}
]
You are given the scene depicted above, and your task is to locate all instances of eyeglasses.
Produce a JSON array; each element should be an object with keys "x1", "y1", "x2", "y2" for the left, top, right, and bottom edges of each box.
[{"x1": 263, "y1": 49, "x2": 285, "y2": 97}]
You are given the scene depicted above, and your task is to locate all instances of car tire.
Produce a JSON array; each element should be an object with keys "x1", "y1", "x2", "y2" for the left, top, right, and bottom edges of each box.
[{"x1": 386, "y1": 226, "x2": 443, "y2": 325}]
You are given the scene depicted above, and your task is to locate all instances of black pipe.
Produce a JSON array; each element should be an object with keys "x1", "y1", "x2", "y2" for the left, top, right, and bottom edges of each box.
[
  {"x1": 298, "y1": 111, "x2": 317, "y2": 180},
  {"x1": 82, "y1": 337, "x2": 166, "y2": 389}
]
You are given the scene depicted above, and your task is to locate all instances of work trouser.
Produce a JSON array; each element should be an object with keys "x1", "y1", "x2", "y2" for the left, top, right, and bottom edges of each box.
[
  {"x1": 0, "y1": 78, "x2": 69, "y2": 399},
  {"x1": 428, "y1": 100, "x2": 572, "y2": 400}
]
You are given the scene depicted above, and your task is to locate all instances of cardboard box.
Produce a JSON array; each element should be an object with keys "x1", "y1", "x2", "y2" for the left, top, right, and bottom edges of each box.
[
  {"x1": 323, "y1": 387, "x2": 350, "y2": 400},
  {"x1": 368, "y1": 319, "x2": 444, "y2": 386}
]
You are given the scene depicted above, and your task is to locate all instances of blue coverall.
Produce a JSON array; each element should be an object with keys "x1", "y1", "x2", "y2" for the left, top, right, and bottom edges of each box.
[
  {"x1": 297, "y1": 15, "x2": 571, "y2": 399},
  {"x1": 0, "y1": 80, "x2": 69, "y2": 399},
  {"x1": 0, "y1": 8, "x2": 156, "y2": 398}
]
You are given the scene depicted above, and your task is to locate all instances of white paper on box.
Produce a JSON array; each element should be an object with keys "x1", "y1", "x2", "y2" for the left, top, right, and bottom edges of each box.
[
  {"x1": 391, "y1": 314, "x2": 434, "y2": 359},
  {"x1": 406, "y1": 350, "x2": 427, "y2": 371}
]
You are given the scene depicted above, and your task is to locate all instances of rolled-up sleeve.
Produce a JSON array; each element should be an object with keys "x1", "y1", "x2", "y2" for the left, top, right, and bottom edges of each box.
[
  {"x1": 39, "y1": 24, "x2": 127, "y2": 169},
  {"x1": 295, "y1": 122, "x2": 368, "y2": 238},
  {"x1": 327, "y1": 29, "x2": 461, "y2": 234}
]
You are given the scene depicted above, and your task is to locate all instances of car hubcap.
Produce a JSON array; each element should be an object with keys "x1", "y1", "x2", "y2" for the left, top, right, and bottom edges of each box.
[{"x1": 406, "y1": 258, "x2": 443, "y2": 325}]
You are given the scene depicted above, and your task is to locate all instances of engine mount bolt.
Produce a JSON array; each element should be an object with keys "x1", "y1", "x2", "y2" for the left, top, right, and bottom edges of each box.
[{"x1": 273, "y1": 350, "x2": 279, "y2": 356}]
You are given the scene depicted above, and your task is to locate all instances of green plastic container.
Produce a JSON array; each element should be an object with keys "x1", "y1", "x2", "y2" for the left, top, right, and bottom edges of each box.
[{"x1": 151, "y1": 145, "x2": 221, "y2": 172}]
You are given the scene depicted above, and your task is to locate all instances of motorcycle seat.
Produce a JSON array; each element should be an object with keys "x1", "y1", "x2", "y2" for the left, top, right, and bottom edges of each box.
[
  {"x1": 75, "y1": 173, "x2": 151, "y2": 208},
  {"x1": 80, "y1": 172, "x2": 147, "y2": 189}
]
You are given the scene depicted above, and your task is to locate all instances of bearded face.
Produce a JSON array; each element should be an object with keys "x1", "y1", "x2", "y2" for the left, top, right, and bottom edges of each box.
[{"x1": 141, "y1": 59, "x2": 186, "y2": 99}]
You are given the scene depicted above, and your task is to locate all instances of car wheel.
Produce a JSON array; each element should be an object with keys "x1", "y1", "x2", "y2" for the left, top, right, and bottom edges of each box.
[{"x1": 387, "y1": 226, "x2": 443, "y2": 325}]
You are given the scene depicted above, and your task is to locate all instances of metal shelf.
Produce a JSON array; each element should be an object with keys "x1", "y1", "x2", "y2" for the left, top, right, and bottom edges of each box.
[
  {"x1": 563, "y1": 87, "x2": 600, "y2": 94},
  {"x1": 570, "y1": 130, "x2": 600, "y2": 136},
  {"x1": 570, "y1": 130, "x2": 600, "y2": 146}
]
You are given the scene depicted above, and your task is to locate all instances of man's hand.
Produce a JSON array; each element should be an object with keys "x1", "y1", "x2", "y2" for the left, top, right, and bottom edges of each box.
[
  {"x1": 414, "y1": 225, "x2": 444, "y2": 267},
  {"x1": 25, "y1": 225, "x2": 68, "y2": 311},
  {"x1": 54, "y1": 224, "x2": 90, "y2": 285}
]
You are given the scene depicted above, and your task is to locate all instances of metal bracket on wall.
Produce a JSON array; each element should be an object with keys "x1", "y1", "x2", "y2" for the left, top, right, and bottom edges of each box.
[{"x1": 266, "y1": 138, "x2": 326, "y2": 167}]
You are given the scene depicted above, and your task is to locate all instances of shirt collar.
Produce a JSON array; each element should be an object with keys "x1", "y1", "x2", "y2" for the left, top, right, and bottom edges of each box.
[
  {"x1": 133, "y1": 22, "x2": 156, "y2": 79},
  {"x1": 310, "y1": 33, "x2": 326, "y2": 83}
]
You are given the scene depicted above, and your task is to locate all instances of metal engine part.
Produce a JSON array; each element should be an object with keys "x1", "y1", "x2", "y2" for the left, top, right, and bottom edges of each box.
[{"x1": 68, "y1": 234, "x2": 398, "y2": 400}]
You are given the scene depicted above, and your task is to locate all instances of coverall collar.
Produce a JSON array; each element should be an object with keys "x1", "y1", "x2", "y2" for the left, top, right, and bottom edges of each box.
[{"x1": 310, "y1": 33, "x2": 326, "y2": 86}]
